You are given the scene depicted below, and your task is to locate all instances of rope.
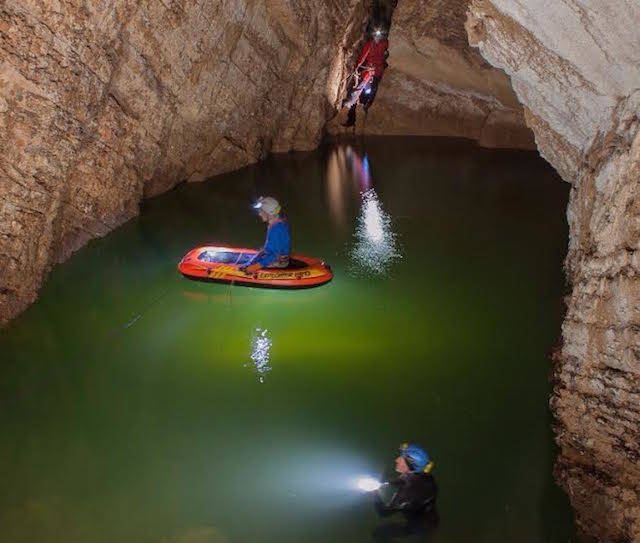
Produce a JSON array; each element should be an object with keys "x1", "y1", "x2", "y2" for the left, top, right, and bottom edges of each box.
[
  {"x1": 121, "y1": 288, "x2": 171, "y2": 330},
  {"x1": 226, "y1": 251, "x2": 245, "y2": 305},
  {"x1": 99, "y1": 285, "x2": 173, "y2": 345}
]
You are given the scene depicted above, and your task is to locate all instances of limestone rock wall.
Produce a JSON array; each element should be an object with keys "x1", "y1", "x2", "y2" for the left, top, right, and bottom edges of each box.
[
  {"x1": 3, "y1": 0, "x2": 640, "y2": 539},
  {"x1": 468, "y1": 1, "x2": 640, "y2": 540},
  {"x1": 331, "y1": 0, "x2": 535, "y2": 150},
  {"x1": 0, "y1": 0, "x2": 367, "y2": 324}
]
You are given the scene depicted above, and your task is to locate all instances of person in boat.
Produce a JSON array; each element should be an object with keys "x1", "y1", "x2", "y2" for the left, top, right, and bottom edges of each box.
[
  {"x1": 240, "y1": 196, "x2": 291, "y2": 274},
  {"x1": 341, "y1": 27, "x2": 389, "y2": 127},
  {"x1": 372, "y1": 443, "x2": 438, "y2": 540}
]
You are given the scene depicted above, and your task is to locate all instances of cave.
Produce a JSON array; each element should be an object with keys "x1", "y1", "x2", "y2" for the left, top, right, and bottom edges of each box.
[{"x1": 1, "y1": 1, "x2": 639, "y2": 541}]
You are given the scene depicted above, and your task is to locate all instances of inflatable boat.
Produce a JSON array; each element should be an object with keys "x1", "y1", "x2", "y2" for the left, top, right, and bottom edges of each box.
[{"x1": 178, "y1": 246, "x2": 333, "y2": 289}]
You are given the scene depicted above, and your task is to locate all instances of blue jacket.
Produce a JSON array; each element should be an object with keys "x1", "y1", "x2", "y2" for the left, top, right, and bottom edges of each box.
[{"x1": 249, "y1": 218, "x2": 291, "y2": 267}]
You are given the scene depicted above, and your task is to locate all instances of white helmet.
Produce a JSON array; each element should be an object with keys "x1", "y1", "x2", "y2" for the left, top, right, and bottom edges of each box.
[{"x1": 253, "y1": 196, "x2": 281, "y2": 216}]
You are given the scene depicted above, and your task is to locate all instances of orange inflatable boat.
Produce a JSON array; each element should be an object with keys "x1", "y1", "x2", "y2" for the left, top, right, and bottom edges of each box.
[{"x1": 178, "y1": 246, "x2": 333, "y2": 289}]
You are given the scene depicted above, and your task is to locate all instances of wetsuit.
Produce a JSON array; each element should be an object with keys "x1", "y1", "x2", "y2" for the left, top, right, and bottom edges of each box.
[
  {"x1": 376, "y1": 472, "x2": 437, "y2": 515},
  {"x1": 373, "y1": 473, "x2": 438, "y2": 541},
  {"x1": 343, "y1": 38, "x2": 389, "y2": 126},
  {"x1": 247, "y1": 217, "x2": 291, "y2": 268}
]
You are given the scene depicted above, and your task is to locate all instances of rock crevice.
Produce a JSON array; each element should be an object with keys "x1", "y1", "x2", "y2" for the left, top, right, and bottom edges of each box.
[{"x1": 332, "y1": 0, "x2": 535, "y2": 150}]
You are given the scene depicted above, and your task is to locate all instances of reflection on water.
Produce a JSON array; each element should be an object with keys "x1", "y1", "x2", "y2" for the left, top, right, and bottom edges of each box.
[
  {"x1": 247, "y1": 327, "x2": 272, "y2": 383},
  {"x1": 0, "y1": 137, "x2": 575, "y2": 543},
  {"x1": 326, "y1": 145, "x2": 401, "y2": 274},
  {"x1": 354, "y1": 153, "x2": 372, "y2": 192},
  {"x1": 325, "y1": 145, "x2": 373, "y2": 229},
  {"x1": 351, "y1": 188, "x2": 400, "y2": 274},
  {"x1": 326, "y1": 146, "x2": 349, "y2": 228}
]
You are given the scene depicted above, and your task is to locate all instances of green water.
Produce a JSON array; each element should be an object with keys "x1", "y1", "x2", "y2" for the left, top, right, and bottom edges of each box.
[{"x1": 0, "y1": 138, "x2": 575, "y2": 542}]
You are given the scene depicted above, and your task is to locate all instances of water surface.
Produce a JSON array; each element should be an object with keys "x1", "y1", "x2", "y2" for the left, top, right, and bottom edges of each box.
[{"x1": 0, "y1": 137, "x2": 575, "y2": 542}]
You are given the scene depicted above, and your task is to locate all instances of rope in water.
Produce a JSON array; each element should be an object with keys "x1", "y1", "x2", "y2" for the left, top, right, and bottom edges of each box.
[
  {"x1": 226, "y1": 251, "x2": 245, "y2": 305},
  {"x1": 121, "y1": 288, "x2": 172, "y2": 330}
]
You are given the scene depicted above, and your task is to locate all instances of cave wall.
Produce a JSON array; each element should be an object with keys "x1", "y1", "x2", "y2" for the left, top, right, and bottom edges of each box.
[
  {"x1": 0, "y1": 0, "x2": 367, "y2": 324},
  {"x1": 331, "y1": 0, "x2": 535, "y2": 150},
  {"x1": 467, "y1": 1, "x2": 640, "y2": 540},
  {"x1": 2, "y1": 0, "x2": 640, "y2": 539}
]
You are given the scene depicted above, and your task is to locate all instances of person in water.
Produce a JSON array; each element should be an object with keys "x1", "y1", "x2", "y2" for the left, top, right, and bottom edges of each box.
[
  {"x1": 240, "y1": 196, "x2": 291, "y2": 274},
  {"x1": 373, "y1": 443, "x2": 438, "y2": 540},
  {"x1": 341, "y1": 28, "x2": 389, "y2": 127}
]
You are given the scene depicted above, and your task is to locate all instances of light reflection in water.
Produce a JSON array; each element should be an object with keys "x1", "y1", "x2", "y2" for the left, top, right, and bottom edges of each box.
[
  {"x1": 326, "y1": 145, "x2": 401, "y2": 274},
  {"x1": 326, "y1": 146, "x2": 349, "y2": 228},
  {"x1": 326, "y1": 145, "x2": 375, "y2": 231},
  {"x1": 247, "y1": 328, "x2": 272, "y2": 383},
  {"x1": 265, "y1": 446, "x2": 382, "y2": 508},
  {"x1": 352, "y1": 151, "x2": 372, "y2": 192},
  {"x1": 351, "y1": 188, "x2": 401, "y2": 275}
]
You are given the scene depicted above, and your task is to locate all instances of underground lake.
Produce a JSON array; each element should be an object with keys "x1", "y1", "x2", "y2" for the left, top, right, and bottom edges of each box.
[{"x1": 0, "y1": 137, "x2": 576, "y2": 542}]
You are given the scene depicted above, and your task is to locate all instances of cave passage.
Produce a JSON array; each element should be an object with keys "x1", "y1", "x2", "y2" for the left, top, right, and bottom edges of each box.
[{"x1": 0, "y1": 137, "x2": 575, "y2": 542}]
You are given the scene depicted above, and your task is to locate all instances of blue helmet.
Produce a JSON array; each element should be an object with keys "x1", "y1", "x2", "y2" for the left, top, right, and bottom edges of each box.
[{"x1": 400, "y1": 443, "x2": 434, "y2": 473}]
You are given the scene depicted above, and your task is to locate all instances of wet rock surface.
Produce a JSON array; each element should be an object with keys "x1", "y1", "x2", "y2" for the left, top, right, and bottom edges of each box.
[
  {"x1": 0, "y1": 0, "x2": 367, "y2": 323},
  {"x1": 330, "y1": 0, "x2": 535, "y2": 149},
  {"x1": 468, "y1": 1, "x2": 640, "y2": 539}
]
